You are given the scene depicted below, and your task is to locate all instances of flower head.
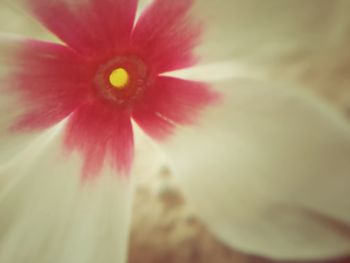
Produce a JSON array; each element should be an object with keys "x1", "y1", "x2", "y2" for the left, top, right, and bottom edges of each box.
[{"x1": 7, "y1": 0, "x2": 218, "y2": 178}]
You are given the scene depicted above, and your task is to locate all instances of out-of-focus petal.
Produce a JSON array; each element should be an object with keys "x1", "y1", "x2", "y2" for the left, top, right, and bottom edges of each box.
[
  {"x1": 162, "y1": 77, "x2": 350, "y2": 260},
  {"x1": 10, "y1": 0, "x2": 137, "y2": 56},
  {"x1": 0, "y1": 123, "x2": 133, "y2": 263},
  {"x1": 193, "y1": 0, "x2": 350, "y2": 67},
  {"x1": 0, "y1": 35, "x2": 85, "y2": 164},
  {"x1": 190, "y1": 0, "x2": 350, "y2": 121}
]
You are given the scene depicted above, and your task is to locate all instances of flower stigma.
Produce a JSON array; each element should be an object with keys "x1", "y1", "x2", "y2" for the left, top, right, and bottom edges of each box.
[{"x1": 109, "y1": 68, "x2": 129, "y2": 89}]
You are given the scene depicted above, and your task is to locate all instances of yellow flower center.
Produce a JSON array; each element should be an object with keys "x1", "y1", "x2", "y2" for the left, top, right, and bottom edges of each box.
[{"x1": 109, "y1": 68, "x2": 129, "y2": 89}]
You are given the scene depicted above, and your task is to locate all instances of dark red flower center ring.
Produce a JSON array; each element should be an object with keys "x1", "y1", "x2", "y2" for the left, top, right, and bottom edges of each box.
[{"x1": 94, "y1": 55, "x2": 150, "y2": 107}]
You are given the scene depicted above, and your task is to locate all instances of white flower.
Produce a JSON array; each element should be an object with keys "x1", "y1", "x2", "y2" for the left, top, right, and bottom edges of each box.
[{"x1": 0, "y1": 0, "x2": 350, "y2": 262}]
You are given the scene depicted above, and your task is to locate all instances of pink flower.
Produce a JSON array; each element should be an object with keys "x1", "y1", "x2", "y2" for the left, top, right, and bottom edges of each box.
[{"x1": 1, "y1": 1, "x2": 350, "y2": 263}]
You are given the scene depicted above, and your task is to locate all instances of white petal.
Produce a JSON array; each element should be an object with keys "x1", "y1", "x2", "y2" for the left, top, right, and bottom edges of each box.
[
  {"x1": 162, "y1": 77, "x2": 350, "y2": 260},
  {"x1": 0, "y1": 122, "x2": 133, "y2": 263},
  {"x1": 193, "y1": 0, "x2": 350, "y2": 67},
  {"x1": 135, "y1": 0, "x2": 153, "y2": 22},
  {"x1": 0, "y1": 1, "x2": 52, "y2": 40}
]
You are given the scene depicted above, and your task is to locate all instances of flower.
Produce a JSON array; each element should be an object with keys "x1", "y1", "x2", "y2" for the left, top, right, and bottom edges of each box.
[{"x1": 1, "y1": 1, "x2": 350, "y2": 263}]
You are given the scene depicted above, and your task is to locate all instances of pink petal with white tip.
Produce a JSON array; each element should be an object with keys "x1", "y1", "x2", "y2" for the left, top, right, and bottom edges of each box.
[
  {"x1": 64, "y1": 101, "x2": 134, "y2": 178},
  {"x1": 0, "y1": 123, "x2": 133, "y2": 263},
  {"x1": 0, "y1": 35, "x2": 87, "y2": 164},
  {"x1": 11, "y1": 39, "x2": 88, "y2": 130},
  {"x1": 0, "y1": 35, "x2": 34, "y2": 164},
  {"x1": 132, "y1": 76, "x2": 219, "y2": 140}
]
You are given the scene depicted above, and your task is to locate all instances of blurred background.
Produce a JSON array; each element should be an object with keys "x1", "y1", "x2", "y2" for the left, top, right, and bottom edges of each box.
[
  {"x1": 1, "y1": 2, "x2": 349, "y2": 263},
  {"x1": 127, "y1": 161, "x2": 350, "y2": 263}
]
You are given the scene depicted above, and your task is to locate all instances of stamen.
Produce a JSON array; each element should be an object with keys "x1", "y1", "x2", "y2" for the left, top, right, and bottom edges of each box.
[{"x1": 109, "y1": 68, "x2": 129, "y2": 89}]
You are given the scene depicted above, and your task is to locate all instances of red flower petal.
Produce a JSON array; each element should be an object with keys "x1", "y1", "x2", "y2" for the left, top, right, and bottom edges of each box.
[
  {"x1": 11, "y1": 40, "x2": 87, "y2": 131},
  {"x1": 132, "y1": 76, "x2": 219, "y2": 140},
  {"x1": 132, "y1": 0, "x2": 201, "y2": 73},
  {"x1": 28, "y1": 0, "x2": 137, "y2": 56},
  {"x1": 64, "y1": 101, "x2": 134, "y2": 178}
]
